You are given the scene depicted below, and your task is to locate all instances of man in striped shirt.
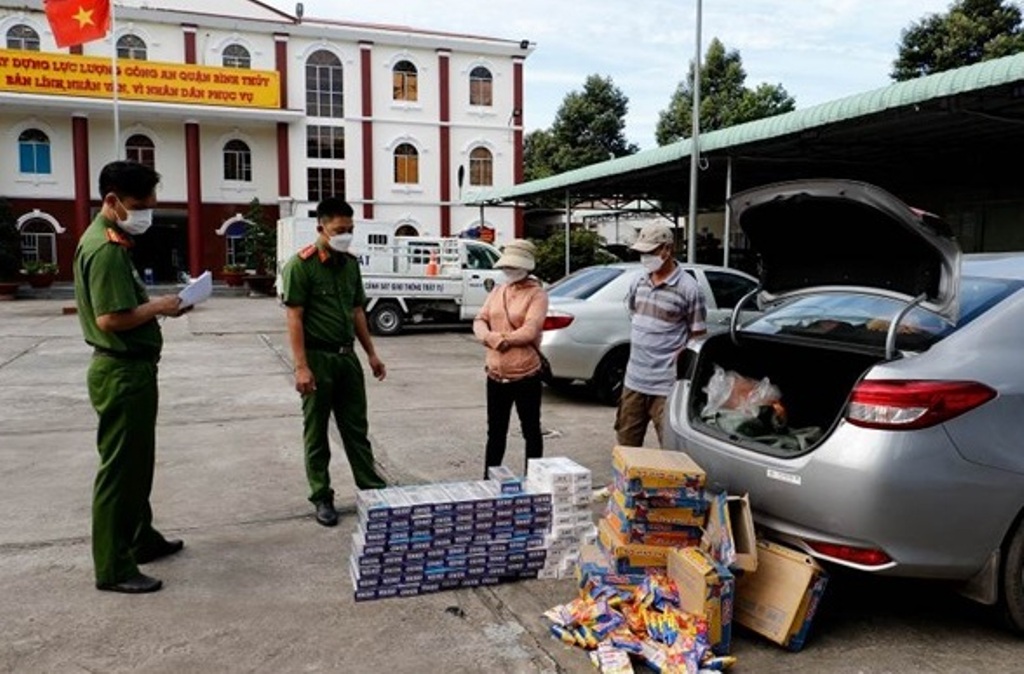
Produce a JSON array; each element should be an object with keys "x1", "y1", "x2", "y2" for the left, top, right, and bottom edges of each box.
[{"x1": 616, "y1": 223, "x2": 707, "y2": 448}]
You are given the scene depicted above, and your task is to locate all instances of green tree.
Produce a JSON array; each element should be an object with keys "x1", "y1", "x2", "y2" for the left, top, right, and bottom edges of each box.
[
  {"x1": 242, "y1": 198, "x2": 275, "y2": 275},
  {"x1": 532, "y1": 229, "x2": 618, "y2": 284},
  {"x1": 656, "y1": 38, "x2": 795, "y2": 145},
  {"x1": 524, "y1": 74, "x2": 639, "y2": 181},
  {"x1": 892, "y1": 0, "x2": 1024, "y2": 80}
]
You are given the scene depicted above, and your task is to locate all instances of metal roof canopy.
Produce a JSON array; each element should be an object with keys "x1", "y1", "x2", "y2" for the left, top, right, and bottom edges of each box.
[{"x1": 467, "y1": 52, "x2": 1024, "y2": 213}]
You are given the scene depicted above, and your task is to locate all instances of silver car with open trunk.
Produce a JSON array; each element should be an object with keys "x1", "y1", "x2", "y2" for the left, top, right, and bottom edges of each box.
[{"x1": 665, "y1": 179, "x2": 1024, "y2": 632}]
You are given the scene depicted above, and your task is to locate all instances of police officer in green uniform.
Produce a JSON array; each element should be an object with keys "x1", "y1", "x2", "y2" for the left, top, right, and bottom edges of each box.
[
  {"x1": 281, "y1": 197, "x2": 387, "y2": 527},
  {"x1": 73, "y1": 160, "x2": 188, "y2": 594}
]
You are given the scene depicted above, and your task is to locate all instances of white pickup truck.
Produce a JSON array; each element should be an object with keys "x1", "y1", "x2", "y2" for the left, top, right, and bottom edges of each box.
[{"x1": 276, "y1": 216, "x2": 505, "y2": 335}]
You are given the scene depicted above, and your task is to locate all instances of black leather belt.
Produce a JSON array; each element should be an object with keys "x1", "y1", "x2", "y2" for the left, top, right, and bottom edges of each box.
[
  {"x1": 306, "y1": 341, "x2": 354, "y2": 355},
  {"x1": 93, "y1": 347, "x2": 158, "y2": 362}
]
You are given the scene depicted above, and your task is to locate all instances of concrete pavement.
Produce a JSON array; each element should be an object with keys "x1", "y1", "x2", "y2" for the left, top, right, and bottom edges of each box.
[{"x1": 2, "y1": 293, "x2": 1023, "y2": 673}]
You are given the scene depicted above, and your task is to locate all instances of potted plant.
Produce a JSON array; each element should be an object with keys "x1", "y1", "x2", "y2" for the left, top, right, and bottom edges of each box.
[
  {"x1": 241, "y1": 198, "x2": 277, "y2": 296},
  {"x1": 23, "y1": 260, "x2": 58, "y2": 289},
  {"x1": 0, "y1": 198, "x2": 22, "y2": 300},
  {"x1": 221, "y1": 262, "x2": 247, "y2": 287}
]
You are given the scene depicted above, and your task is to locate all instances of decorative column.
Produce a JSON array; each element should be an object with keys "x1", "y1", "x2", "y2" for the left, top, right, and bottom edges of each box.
[
  {"x1": 182, "y1": 24, "x2": 196, "y2": 64},
  {"x1": 438, "y1": 49, "x2": 451, "y2": 237},
  {"x1": 185, "y1": 121, "x2": 202, "y2": 277},
  {"x1": 360, "y1": 41, "x2": 374, "y2": 220},
  {"x1": 275, "y1": 33, "x2": 290, "y2": 199},
  {"x1": 512, "y1": 56, "x2": 525, "y2": 238},
  {"x1": 72, "y1": 113, "x2": 90, "y2": 238}
]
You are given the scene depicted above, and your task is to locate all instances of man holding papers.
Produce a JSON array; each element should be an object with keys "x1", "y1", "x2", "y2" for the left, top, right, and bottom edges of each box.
[{"x1": 73, "y1": 160, "x2": 189, "y2": 594}]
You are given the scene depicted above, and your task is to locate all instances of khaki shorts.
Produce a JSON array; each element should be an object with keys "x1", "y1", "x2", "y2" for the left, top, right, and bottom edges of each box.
[{"x1": 614, "y1": 386, "x2": 666, "y2": 448}]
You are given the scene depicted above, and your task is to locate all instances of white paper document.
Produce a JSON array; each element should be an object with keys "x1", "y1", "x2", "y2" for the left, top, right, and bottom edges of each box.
[{"x1": 178, "y1": 270, "x2": 213, "y2": 308}]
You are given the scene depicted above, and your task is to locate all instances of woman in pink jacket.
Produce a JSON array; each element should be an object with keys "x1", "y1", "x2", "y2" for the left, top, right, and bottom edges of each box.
[{"x1": 473, "y1": 239, "x2": 550, "y2": 478}]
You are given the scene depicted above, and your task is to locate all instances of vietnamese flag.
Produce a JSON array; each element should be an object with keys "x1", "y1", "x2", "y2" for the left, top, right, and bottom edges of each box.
[{"x1": 44, "y1": 0, "x2": 111, "y2": 48}]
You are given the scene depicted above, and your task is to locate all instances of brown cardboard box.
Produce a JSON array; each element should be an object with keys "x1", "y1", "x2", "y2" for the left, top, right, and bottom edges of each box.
[
  {"x1": 667, "y1": 547, "x2": 734, "y2": 656},
  {"x1": 701, "y1": 492, "x2": 757, "y2": 572},
  {"x1": 733, "y1": 539, "x2": 828, "y2": 652},
  {"x1": 611, "y1": 445, "x2": 706, "y2": 491},
  {"x1": 597, "y1": 515, "x2": 674, "y2": 573},
  {"x1": 727, "y1": 494, "x2": 758, "y2": 572}
]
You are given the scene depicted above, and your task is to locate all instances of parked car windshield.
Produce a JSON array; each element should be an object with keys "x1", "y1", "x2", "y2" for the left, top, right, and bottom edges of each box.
[
  {"x1": 743, "y1": 276, "x2": 1020, "y2": 350},
  {"x1": 547, "y1": 266, "x2": 625, "y2": 300}
]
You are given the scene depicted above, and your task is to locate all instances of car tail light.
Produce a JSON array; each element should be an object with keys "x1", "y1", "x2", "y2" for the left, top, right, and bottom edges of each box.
[
  {"x1": 543, "y1": 313, "x2": 574, "y2": 331},
  {"x1": 846, "y1": 380, "x2": 996, "y2": 430},
  {"x1": 806, "y1": 541, "x2": 892, "y2": 567}
]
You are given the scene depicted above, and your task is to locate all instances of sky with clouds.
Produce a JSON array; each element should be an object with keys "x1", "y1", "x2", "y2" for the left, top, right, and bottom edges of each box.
[{"x1": 267, "y1": 0, "x2": 956, "y2": 149}]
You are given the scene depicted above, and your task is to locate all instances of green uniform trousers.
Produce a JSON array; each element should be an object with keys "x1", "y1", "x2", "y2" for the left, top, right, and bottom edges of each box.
[
  {"x1": 87, "y1": 355, "x2": 168, "y2": 585},
  {"x1": 302, "y1": 349, "x2": 386, "y2": 501}
]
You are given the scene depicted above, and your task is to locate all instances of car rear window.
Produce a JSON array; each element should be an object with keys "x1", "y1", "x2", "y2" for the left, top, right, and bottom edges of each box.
[
  {"x1": 547, "y1": 267, "x2": 625, "y2": 300},
  {"x1": 743, "y1": 276, "x2": 1021, "y2": 349}
]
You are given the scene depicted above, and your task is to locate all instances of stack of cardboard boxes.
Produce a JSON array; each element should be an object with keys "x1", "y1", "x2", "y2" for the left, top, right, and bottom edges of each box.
[
  {"x1": 577, "y1": 445, "x2": 828, "y2": 655},
  {"x1": 525, "y1": 457, "x2": 598, "y2": 579},
  {"x1": 597, "y1": 446, "x2": 708, "y2": 573},
  {"x1": 350, "y1": 479, "x2": 551, "y2": 601}
]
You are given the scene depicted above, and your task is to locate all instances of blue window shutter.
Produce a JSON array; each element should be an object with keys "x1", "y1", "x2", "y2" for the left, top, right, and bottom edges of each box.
[
  {"x1": 37, "y1": 145, "x2": 51, "y2": 174},
  {"x1": 19, "y1": 143, "x2": 32, "y2": 172}
]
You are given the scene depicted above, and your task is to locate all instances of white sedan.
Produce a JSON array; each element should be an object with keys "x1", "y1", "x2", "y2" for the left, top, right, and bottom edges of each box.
[{"x1": 540, "y1": 262, "x2": 760, "y2": 405}]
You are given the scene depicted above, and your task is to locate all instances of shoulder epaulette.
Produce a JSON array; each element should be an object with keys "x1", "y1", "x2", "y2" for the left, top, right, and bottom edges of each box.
[
  {"x1": 105, "y1": 227, "x2": 133, "y2": 248},
  {"x1": 298, "y1": 244, "x2": 317, "y2": 260}
]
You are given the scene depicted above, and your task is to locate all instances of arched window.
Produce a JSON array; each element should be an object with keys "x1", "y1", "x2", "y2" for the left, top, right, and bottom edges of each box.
[
  {"x1": 393, "y1": 143, "x2": 419, "y2": 184},
  {"x1": 223, "y1": 140, "x2": 252, "y2": 182},
  {"x1": 469, "y1": 147, "x2": 493, "y2": 186},
  {"x1": 20, "y1": 218, "x2": 57, "y2": 264},
  {"x1": 125, "y1": 134, "x2": 155, "y2": 169},
  {"x1": 18, "y1": 129, "x2": 51, "y2": 174},
  {"x1": 469, "y1": 66, "x2": 492, "y2": 106},
  {"x1": 6, "y1": 24, "x2": 39, "y2": 51},
  {"x1": 392, "y1": 60, "x2": 418, "y2": 102},
  {"x1": 306, "y1": 50, "x2": 343, "y2": 118},
  {"x1": 224, "y1": 219, "x2": 247, "y2": 267},
  {"x1": 117, "y1": 34, "x2": 147, "y2": 60},
  {"x1": 222, "y1": 44, "x2": 251, "y2": 69}
]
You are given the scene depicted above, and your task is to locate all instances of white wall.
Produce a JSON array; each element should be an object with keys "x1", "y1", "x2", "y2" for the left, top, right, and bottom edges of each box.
[
  {"x1": 1, "y1": 114, "x2": 74, "y2": 200},
  {"x1": 1, "y1": 6, "x2": 525, "y2": 246}
]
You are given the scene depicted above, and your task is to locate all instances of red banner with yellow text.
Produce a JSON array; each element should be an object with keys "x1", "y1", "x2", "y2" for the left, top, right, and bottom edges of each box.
[{"x1": 0, "y1": 49, "x2": 280, "y2": 108}]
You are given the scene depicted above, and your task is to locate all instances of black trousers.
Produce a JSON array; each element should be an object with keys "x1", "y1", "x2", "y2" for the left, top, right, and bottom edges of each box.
[{"x1": 485, "y1": 373, "x2": 544, "y2": 477}]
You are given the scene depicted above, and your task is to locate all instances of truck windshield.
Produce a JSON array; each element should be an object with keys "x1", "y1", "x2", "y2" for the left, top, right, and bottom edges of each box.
[{"x1": 466, "y1": 243, "x2": 498, "y2": 270}]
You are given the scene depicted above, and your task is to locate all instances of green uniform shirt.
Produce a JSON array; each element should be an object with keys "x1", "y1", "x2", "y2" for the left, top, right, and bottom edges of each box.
[
  {"x1": 73, "y1": 215, "x2": 162, "y2": 358},
  {"x1": 281, "y1": 242, "x2": 367, "y2": 348}
]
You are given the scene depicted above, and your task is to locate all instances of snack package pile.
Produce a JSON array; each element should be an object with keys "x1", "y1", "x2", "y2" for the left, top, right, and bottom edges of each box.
[
  {"x1": 350, "y1": 479, "x2": 552, "y2": 600},
  {"x1": 526, "y1": 457, "x2": 597, "y2": 579},
  {"x1": 544, "y1": 574, "x2": 729, "y2": 674}
]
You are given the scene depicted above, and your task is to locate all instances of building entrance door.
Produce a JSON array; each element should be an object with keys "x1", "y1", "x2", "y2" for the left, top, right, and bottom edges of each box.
[{"x1": 131, "y1": 209, "x2": 187, "y2": 283}]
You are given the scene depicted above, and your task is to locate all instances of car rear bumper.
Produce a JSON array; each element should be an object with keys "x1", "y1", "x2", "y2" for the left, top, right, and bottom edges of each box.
[{"x1": 665, "y1": 380, "x2": 1021, "y2": 580}]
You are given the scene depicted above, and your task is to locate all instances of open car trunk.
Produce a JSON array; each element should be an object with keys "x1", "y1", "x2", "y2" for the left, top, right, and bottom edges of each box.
[{"x1": 687, "y1": 333, "x2": 884, "y2": 454}]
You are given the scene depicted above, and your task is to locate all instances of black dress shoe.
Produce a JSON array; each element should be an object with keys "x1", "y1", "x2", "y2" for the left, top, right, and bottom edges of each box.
[
  {"x1": 315, "y1": 500, "x2": 338, "y2": 527},
  {"x1": 135, "y1": 539, "x2": 184, "y2": 564},
  {"x1": 96, "y1": 573, "x2": 163, "y2": 594}
]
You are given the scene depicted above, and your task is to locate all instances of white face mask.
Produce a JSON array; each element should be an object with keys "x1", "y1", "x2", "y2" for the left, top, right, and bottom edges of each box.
[
  {"x1": 116, "y1": 203, "x2": 154, "y2": 236},
  {"x1": 328, "y1": 233, "x2": 353, "y2": 253},
  {"x1": 640, "y1": 253, "x2": 664, "y2": 273},
  {"x1": 502, "y1": 269, "x2": 528, "y2": 283}
]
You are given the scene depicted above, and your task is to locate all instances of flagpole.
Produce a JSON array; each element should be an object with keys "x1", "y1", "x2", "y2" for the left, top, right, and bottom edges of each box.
[{"x1": 110, "y1": 0, "x2": 119, "y2": 159}]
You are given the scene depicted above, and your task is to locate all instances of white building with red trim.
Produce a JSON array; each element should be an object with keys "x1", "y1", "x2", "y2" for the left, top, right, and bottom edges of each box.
[{"x1": 0, "y1": 0, "x2": 531, "y2": 282}]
